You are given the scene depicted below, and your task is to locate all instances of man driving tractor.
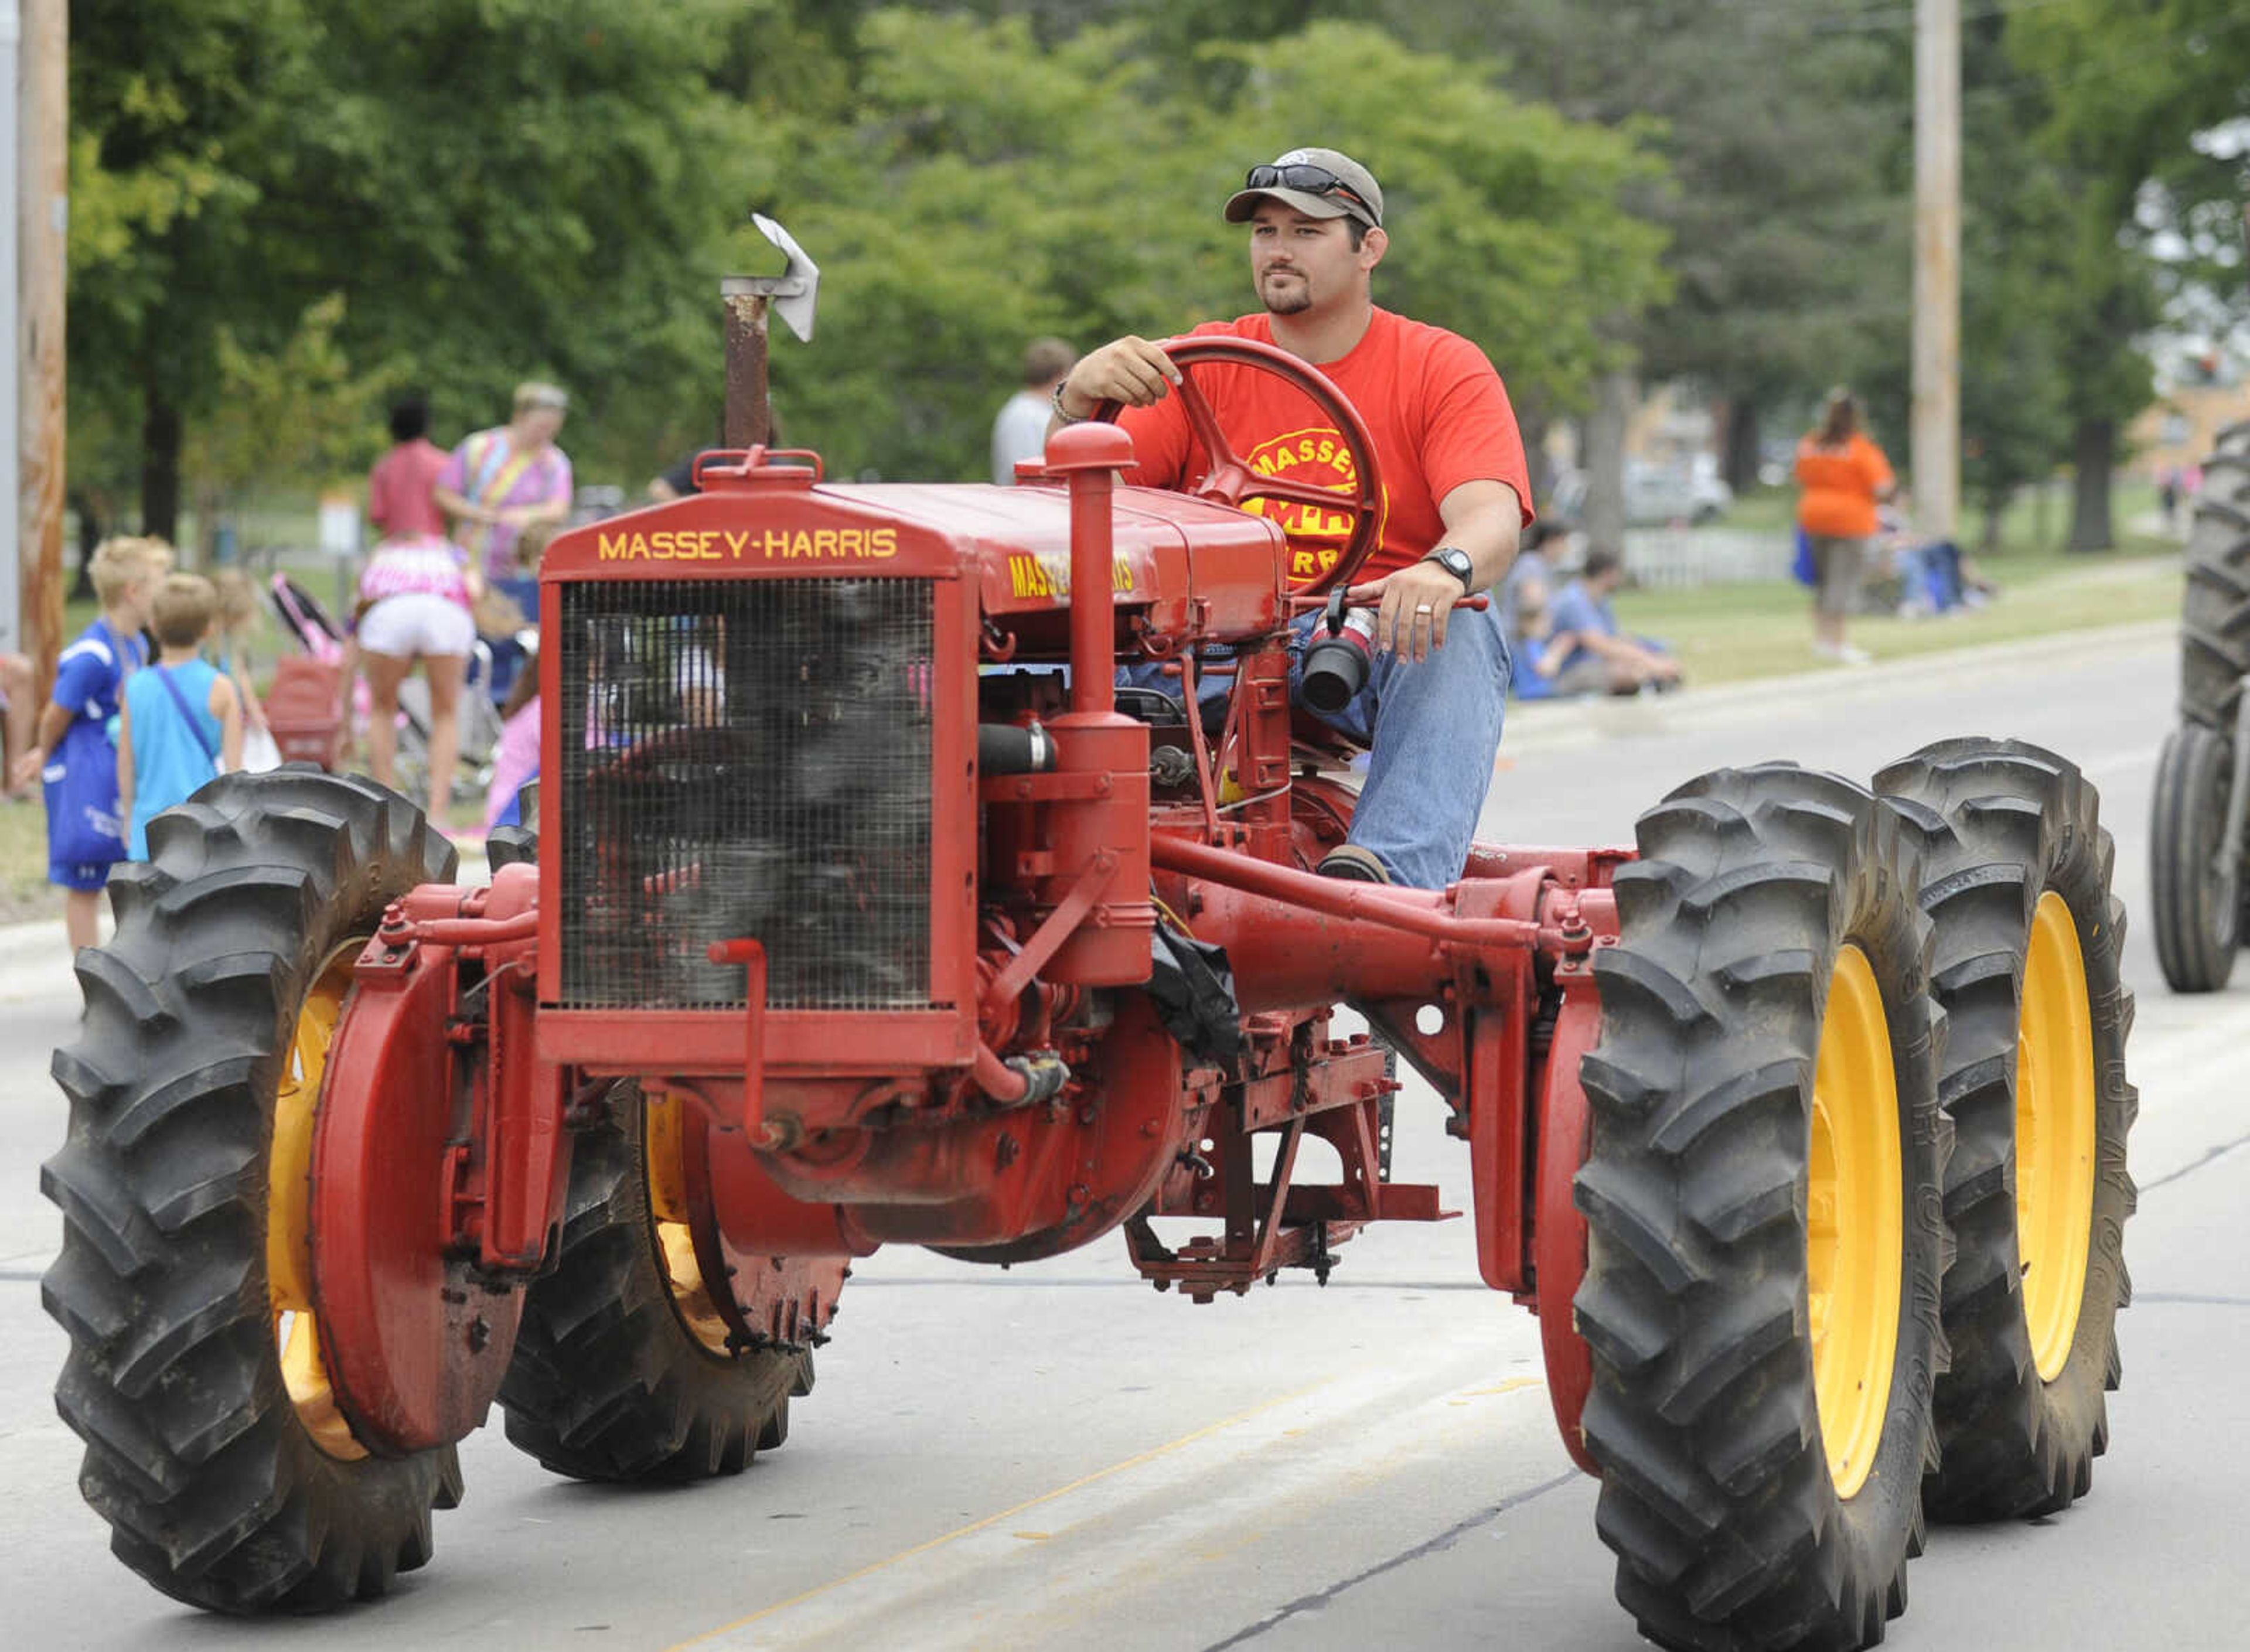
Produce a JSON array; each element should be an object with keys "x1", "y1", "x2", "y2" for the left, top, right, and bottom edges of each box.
[{"x1": 1049, "y1": 146, "x2": 1532, "y2": 888}]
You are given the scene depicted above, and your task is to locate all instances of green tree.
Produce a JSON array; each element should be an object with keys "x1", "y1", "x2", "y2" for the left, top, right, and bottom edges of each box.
[
  {"x1": 746, "y1": 12, "x2": 1667, "y2": 481},
  {"x1": 67, "y1": 0, "x2": 767, "y2": 541},
  {"x1": 2006, "y1": 0, "x2": 2250, "y2": 548},
  {"x1": 1361, "y1": 0, "x2": 1907, "y2": 492}
]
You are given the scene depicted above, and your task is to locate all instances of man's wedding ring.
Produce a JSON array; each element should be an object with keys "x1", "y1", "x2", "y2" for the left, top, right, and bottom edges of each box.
[{"x1": 1414, "y1": 603, "x2": 1433, "y2": 613}]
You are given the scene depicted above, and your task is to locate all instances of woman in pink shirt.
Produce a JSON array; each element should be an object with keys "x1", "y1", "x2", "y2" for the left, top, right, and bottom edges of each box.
[
  {"x1": 362, "y1": 396, "x2": 480, "y2": 811},
  {"x1": 366, "y1": 397, "x2": 450, "y2": 539}
]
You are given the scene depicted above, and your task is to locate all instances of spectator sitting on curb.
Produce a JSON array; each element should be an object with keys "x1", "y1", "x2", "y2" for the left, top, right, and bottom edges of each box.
[
  {"x1": 1546, "y1": 547, "x2": 1680, "y2": 695},
  {"x1": 1506, "y1": 582, "x2": 1587, "y2": 702},
  {"x1": 1499, "y1": 518, "x2": 1565, "y2": 646}
]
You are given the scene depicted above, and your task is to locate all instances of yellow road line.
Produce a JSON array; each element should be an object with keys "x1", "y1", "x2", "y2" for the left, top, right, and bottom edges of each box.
[{"x1": 664, "y1": 1382, "x2": 1327, "y2": 1651}]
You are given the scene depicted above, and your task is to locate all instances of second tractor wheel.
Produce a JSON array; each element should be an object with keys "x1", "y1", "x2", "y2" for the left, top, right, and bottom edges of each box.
[
  {"x1": 2149, "y1": 722, "x2": 2240, "y2": 992},
  {"x1": 497, "y1": 1084, "x2": 826, "y2": 1482},
  {"x1": 2177, "y1": 420, "x2": 2250, "y2": 732},
  {"x1": 1878, "y1": 738, "x2": 2136, "y2": 1521},
  {"x1": 1576, "y1": 763, "x2": 1948, "y2": 1652}
]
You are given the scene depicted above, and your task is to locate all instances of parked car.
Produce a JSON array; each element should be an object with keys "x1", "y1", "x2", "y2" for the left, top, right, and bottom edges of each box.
[{"x1": 1545, "y1": 458, "x2": 1733, "y2": 529}]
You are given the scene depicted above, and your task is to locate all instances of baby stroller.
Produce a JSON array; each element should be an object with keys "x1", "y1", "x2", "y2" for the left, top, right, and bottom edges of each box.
[{"x1": 267, "y1": 573, "x2": 511, "y2": 806}]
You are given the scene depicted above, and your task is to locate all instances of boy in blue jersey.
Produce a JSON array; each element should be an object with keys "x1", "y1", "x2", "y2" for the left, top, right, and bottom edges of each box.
[{"x1": 8, "y1": 537, "x2": 171, "y2": 951}]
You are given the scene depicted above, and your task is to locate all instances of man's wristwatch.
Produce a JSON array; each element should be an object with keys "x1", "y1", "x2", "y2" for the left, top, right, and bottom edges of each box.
[
  {"x1": 1423, "y1": 547, "x2": 1476, "y2": 590},
  {"x1": 1051, "y1": 378, "x2": 1089, "y2": 426}
]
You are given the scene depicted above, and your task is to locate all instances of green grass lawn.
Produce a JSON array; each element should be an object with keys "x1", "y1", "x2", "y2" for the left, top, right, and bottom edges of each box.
[
  {"x1": 1615, "y1": 540, "x2": 2180, "y2": 688},
  {"x1": 1719, "y1": 477, "x2": 2164, "y2": 552}
]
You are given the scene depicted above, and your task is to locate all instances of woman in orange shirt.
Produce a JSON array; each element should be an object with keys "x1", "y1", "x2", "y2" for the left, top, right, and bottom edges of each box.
[{"x1": 1794, "y1": 388, "x2": 1895, "y2": 665}]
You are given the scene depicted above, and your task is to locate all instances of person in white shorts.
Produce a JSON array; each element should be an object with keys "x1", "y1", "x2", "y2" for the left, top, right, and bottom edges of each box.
[{"x1": 356, "y1": 533, "x2": 479, "y2": 808}]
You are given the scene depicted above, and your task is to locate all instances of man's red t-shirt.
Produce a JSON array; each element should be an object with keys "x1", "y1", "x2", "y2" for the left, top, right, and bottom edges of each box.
[
  {"x1": 367, "y1": 437, "x2": 452, "y2": 540},
  {"x1": 1114, "y1": 308, "x2": 1532, "y2": 585}
]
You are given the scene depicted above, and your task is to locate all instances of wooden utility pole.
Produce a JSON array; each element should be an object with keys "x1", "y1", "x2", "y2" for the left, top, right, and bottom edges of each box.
[{"x1": 1912, "y1": 0, "x2": 1961, "y2": 542}]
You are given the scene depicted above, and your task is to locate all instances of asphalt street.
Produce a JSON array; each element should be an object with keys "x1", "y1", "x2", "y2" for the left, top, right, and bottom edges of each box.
[{"x1": 2, "y1": 619, "x2": 2245, "y2": 1651}]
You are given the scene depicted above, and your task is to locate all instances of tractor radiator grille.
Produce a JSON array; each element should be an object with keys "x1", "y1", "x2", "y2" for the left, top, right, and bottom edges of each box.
[{"x1": 555, "y1": 577, "x2": 935, "y2": 1011}]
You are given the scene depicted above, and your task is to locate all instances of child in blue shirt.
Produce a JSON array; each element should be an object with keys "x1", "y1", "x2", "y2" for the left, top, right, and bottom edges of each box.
[
  {"x1": 118, "y1": 574, "x2": 243, "y2": 861},
  {"x1": 8, "y1": 537, "x2": 170, "y2": 951}
]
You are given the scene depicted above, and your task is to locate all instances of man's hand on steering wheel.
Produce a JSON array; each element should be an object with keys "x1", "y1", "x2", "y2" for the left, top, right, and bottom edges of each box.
[
  {"x1": 1055, "y1": 337, "x2": 1180, "y2": 420},
  {"x1": 1352, "y1": 558, "x2": 1471, "y2": 664}
]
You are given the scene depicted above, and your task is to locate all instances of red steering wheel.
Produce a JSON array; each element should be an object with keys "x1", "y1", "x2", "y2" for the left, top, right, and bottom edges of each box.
[{"x1": 1095, "y1": 335, "x2": 1385, "y2": 597}]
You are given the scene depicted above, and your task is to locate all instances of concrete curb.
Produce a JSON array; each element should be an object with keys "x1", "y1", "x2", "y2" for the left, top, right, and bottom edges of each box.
[{"x1": 1499, "y1": 618, "x2": 2173, "y2": 756}]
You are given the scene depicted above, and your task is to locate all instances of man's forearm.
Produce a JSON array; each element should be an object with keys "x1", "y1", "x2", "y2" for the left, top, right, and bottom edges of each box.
[{"x1": 1432, "y1": 483, "x2": 1523, "y2": 591}]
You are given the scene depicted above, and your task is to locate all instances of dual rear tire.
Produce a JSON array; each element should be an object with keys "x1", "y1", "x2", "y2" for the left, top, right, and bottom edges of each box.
[
  {"x1": 1577, "y1": 742, "x2": 2132, "y2": 1650},
  {"x1": 1576, "y1": 764, "x2": 1948, "y2": 1651}
]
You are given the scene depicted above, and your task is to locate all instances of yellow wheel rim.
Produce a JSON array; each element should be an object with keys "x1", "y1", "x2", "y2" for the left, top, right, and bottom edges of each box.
[
  {"x1": 1808, "y1": 944, "x2": 1904, "y2": 1501},
  {"x1": 644, "y1": 1090, "x2": 735, "y2": 1357},
  {"x1": 2017, "y1": 892, "x2": 2098, "y2": 1382},
  {"x1": 267, "y1": 943, "x2": 369, "y2": 1462}
]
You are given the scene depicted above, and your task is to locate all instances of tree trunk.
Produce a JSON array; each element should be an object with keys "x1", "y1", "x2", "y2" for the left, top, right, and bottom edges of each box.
[
  {"x1": 142, "y1": 390, "x2": 183, "y2": 548},
  {"x1": 2067, "y1": 417, "x2": 2115, "y2": 552},
  {"x1": 1721, "y1": 396, "x2": 1762, "y2": 494},
  {"x1": 1584, "y1": 369, "x2": 1634, "y2": 555}
]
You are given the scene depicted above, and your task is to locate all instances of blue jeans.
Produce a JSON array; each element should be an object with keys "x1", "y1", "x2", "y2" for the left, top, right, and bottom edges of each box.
[{"x1": 1121, "y1": 605, "x2": 1509, "y2": 889}]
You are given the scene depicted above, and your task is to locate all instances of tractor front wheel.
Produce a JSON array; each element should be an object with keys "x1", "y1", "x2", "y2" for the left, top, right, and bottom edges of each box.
[
  {"x1": 498, "y1": 1084, "x2": 821, "y2": 1482},
  {"x1": 1575, "y1": 764, "x2": 1948, "y2": 1652},
  {"x1": 42, "y1": 770, "x2": 461, "y2": 1612},
  {"x1": 1879, "y1": 738, "x2": 2135, "y2": 1520}
]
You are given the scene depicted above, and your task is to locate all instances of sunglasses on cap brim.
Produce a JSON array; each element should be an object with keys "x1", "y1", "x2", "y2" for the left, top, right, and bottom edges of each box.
[{"x1": 1245, "y1": 163, "x2": 1374, "y2": 219}]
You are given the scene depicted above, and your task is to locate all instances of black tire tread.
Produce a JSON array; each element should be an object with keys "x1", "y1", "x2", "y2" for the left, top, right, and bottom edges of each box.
[
  {"x1": 2179, "y1": 423, "x2": 2250, "y2": 730},
  {"x1": 2147, "y1": 723, "x2": 2238, "y2": 991},
  {"x1": 1876, "y1": 738, "x2": 2138, "y2": 1521},
  {"x1": 1576, "y1": 763, "x2": 1950, "y2": 1652},
  {"x1": 41, "y1": 767, "x2": 460, "y2": 1613},
  {"x1": 497, "y1": 1086, "x2": 809, "y2": 1483}
]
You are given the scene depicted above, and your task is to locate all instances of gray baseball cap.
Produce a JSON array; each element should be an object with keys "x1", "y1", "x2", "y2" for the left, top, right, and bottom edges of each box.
[{"x1": 1223, "y1": 147, "x2": 1384, "y2": 230}]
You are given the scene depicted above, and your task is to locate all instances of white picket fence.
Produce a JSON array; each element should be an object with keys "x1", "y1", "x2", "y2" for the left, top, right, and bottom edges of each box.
[{"x1": 1620, "y1": 527, "x2": 1795, "y2": 588}]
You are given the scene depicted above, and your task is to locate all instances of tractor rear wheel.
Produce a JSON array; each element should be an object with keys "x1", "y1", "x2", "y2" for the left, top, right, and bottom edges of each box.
[
  {"x1": 2149, "y1": 722, "x2": 2239, "y2": 992},
  {"x1": 41, "y1": 770, "x2": 461, "y2": 1612},
  {"x1": 1575, "y1": 764, "x2": 1947, "y2": 1652},
  {"x1": 1877, "y1": 739, "x2": 2135, "y2": 1520},
  {"x1": 497, "y1": 1083, "x2": 816, "y2": 1482},
  {"x1": 2177, "y1": 421, "x2": 2250, "y2": 732}
]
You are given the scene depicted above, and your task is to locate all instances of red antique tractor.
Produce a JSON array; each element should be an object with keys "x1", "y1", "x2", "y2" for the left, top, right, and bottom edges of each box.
[{"x1": 45, "y1": 341, "x2": 2135, "y2": 1651}]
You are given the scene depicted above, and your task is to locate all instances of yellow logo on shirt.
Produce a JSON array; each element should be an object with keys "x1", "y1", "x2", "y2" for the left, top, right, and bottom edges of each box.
[{"x1": 1239, "y1": 425, "x2": 1384, "y2": 585}]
